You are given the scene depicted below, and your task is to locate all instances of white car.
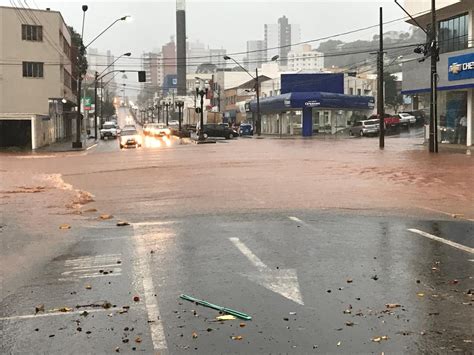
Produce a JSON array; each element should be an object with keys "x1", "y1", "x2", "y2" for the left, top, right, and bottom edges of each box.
[
  {"x1": 398, "y1": 113, "x2": 416, "y2": 126},
  {"x1": 143, "y1": 123, "x2": 171, "y2": 138},
  {"x1": 100, "y1": 122, "x2": 118, "y2": 139}
]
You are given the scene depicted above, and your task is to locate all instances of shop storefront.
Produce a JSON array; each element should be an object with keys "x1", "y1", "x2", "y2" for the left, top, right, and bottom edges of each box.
[
  {"x1": 249, "y1": 91, "x2": 375, "y2": 137},
  {"x1": 403, "y1": 50, "x2": 473, "y2": 147}
]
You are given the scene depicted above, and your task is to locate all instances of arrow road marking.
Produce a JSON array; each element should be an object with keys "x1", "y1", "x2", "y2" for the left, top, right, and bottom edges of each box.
[
  {"x1": 230, "y1": 237, "x2": 304, "y2": 305},
  {"x1": 408, "y1": 229, "x2": 474, "y2": 254}
]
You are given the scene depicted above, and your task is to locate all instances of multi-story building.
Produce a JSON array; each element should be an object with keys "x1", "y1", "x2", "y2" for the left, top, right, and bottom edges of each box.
[
  {"x1": 162, "y1": 38, "x2": 177, "y2": 80},
  {"x1": 0, "y1": 5, "x2": 76, "y2": 149},
  {"x1": 402, "y1": 0, "x2": 473, "y2": 147},
  {"x1": 245, "y1": 40, "x2": 266, "y2": 72},
  {"x1": 264, "y1": 16, "x2": 301, "y2": 67},
  {"x1": 142, "y1": 52, "x2": 163, "y2": 93},
  {"x1": 287, "y1": 44, "x2": 324, "y2": 72}
]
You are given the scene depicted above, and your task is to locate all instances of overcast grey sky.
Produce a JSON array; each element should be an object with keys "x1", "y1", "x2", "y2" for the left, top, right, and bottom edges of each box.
[{"x1": 3, "y1": 0, "x2": 413, "y2": 62}]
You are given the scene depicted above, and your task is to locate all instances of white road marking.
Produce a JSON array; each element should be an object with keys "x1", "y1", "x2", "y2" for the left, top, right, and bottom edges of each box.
[
  {"x1": 408, "y1": 229, "x2": 474, "y2": 254},
  {"x1": 132, "y1": 225, "x2": 167, "y2": 352},
  {"x1": 230, "y1": 237, "x2": 304, "y2": 305},
  {"x1": 418, "y1": 206, "x2": 473, "y2": 221},
  {"x1": 86, "y1": 143, "x2": 98, "y2": 151},
  {"x1": 288, "y1": 216, "x2": 320, "y2": 232},
  {"x1": 288, "y1": 216, "x2": 303, "y2": 223},
  {"x1": 0, "y1": 308, "x2": 114, "y2": 321},
  {"x1": 61, "y1": 254, "x2": 123, "y2": 280}
]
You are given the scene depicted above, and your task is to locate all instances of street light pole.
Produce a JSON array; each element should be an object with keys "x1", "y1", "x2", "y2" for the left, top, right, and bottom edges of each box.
[
  {"x1": 195, "y1": 81, "x2": 209, "y2": 141},
  {"x1": 175, "y1": 100, "x2": 184, "y2": 134},
  {"x1": 223, "y1": 55, "x2": 279, "y2": 137}
]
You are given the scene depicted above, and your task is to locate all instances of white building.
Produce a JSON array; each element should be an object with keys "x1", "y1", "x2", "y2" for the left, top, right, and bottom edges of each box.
[
  {"x1": 245, "y1": 40, "x2": 266, "y2": 72},
  {"x1": 0, "y1": 6, "x2": 76, "y2": 149},
  {"x1": 142, "y1": 52, "x2": 164, "y2": 90},
  {"x1": 264, "y1": 16, "x2": 301, "y2": 67},
  {"x1": 287, "y1": 44, "x2": 324, "y2": 72}
]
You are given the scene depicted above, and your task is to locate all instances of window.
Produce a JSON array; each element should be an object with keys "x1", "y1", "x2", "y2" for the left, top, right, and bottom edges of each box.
[
  {"x1": 357, "y1": 89, "x2": 361, "y2": 96},
  {"x1": 438, "y1": 13, "x2": 469, "y2": 54},
  {"x1": 22, "y1": 62, "x2": 44, "y2": 78},
  {"x1": 22, "y1": 24, "x2": 43, "y2": 41},
  {"x1": 63, "y1": 68, "x2": 72, "y2": 88},
  {"x1": 349, "y1": 88, "x2": 354, "y2": 95}
]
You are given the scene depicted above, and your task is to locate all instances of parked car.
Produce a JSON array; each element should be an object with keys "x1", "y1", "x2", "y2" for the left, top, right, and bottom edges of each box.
[
  {"x1": 401, "y1": 110, "x2": 426, "y2": 126},
  {"x1": 143, "y1": 123, "x2": 171, "y2": 138},
  {"x1": 100, "y1": 122, "x2": 118, "y2": 139},
  {"x1": 119, "y1": 129, "x2": 142, "y2": 149},
  {"x1": 202, "y1": 123, "x2": 238, "y2": 139},
  {"x1": 349, "y1": 119, "x2": 380, "y2": 137},
  {"x1": 239, "y1": 123, "x2": 254, "y2": 136},
  {"x1": 398, "y1": 112, "x2": 416, "y2": 126},
  {"x1": 368, "y1": 114, "x2": 401, "y2": 134}
]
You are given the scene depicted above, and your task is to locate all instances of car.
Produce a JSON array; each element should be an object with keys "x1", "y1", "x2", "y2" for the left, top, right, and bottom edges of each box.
[
  {"x1": 100, "y1": 122, "x2": 118, "y2": 139},
  {"x1": 349, "y1": 119, "x2": 380, "y2": 137},
  {"x1": 168, "y1": 120, "x2": 179, "y2": 127},
  {"x1": 368, "y1": 114, "x2": 401, "y2": 134},
  {"x1": 398, "y1": 113, "x2": 416, "y2": 126},
  {"x1": 119, "y1": 128, "x2": 142, "y2": 149},
  {"x1": 239, "y1": 123, "x2": 254, "y2": 136},
  {"x1": 122, "y1": 124, "x2": 136, "y2": 131},
  {"x1": 143, "y1": 123, "x2": 171, "y2": 138},
  {"x1": 401, "y1": 110, "x2": 426, "y2": 126},
  {"x1": 201, "y1": 123, "x2": 238, "y2": 139}
]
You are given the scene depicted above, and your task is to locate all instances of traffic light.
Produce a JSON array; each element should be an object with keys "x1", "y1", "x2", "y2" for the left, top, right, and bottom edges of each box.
[{"x1": 138, "y1": 71, "x2": 146, "y2": 82}]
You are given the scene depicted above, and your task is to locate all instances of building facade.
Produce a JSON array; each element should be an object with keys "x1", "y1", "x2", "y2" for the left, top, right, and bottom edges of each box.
[
  {"x1": 0, "y1": 5, "x2": 76, "y2": 149},
  {"x1": 264, "y1": 16, "x2": 301, "y2": 67},
  {"x1": 402, "y1": 0, "x2": 473, "y2": 147},
  {"x1": 245, "y1": 40, "x2": 266, "y2": 72},
  {"x1": 287, "y1": 44, "x2": 324, "y2": 72}
]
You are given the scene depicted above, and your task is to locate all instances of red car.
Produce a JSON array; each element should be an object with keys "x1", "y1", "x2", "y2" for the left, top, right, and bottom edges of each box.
[{"x1": 369, "y1": 114, "x2": 401, "y2": 134}]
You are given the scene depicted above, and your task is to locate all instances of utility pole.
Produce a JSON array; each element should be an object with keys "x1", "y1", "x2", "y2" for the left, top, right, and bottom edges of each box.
[
  {"x1": 378, "y1": 7, "x2": 385, "y2": 149},
  {"x1": 429, "y1": 0, "x2": 438, "y2": 153},
  {"x1": 94, "y1": 71, "x2": 98, "y2": 140},
  {"x1": 255, "y1": 68, "x2": 261, "y2": 136}
]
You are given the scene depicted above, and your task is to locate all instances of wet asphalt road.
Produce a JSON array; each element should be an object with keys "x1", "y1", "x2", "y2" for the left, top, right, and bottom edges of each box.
[{"x1": 1, "y1": 108, "x2": 473, "y2": 354}]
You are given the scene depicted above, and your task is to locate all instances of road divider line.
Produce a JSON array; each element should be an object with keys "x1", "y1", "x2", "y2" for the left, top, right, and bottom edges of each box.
[
  {"x1": 132, "y1": 225, "x2": 167, "y2": 352},
  {"x1": 86, "y1": 143, "x2": 98, "y2": 151},
  {"x1": 230, "y1": 237, "x2": 268, "y2": 270},
  {"x1": 408, "y1": 229, "x2": 474, "y2": 254}
]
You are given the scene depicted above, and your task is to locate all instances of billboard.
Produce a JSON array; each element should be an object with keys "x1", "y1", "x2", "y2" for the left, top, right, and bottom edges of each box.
[{"x1": 281, "y1": 73, "x2": 344, "y2": 94}]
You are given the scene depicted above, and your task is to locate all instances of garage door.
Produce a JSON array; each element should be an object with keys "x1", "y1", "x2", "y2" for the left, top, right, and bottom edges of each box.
[{"x1": 0, "y1": 120, "x2": 31, "y2": 149}]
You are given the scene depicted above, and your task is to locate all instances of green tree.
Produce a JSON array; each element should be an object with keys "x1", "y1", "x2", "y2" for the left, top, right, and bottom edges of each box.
[
  {"x1": 384, "y1": 72, "x2": 403, "y2": 113},
  {"x1": 101, "y1": 100, "x2": 116, "y2": 118},
  {"x1": 68, "y1": 26, "x2": 88, "y2": 77}
]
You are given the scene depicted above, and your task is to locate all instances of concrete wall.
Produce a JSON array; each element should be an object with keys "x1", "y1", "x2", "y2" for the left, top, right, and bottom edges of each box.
[{"x1": 0, "y1": 6, "x2": 75, "y2": 114}]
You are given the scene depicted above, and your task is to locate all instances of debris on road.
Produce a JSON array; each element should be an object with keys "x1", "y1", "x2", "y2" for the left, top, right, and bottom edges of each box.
[
  {"x1": 239, "y1": 323, "x2": 246, "y2": 327},
  {"x1": 231, "y1": 335, "x2": 243, "y2": 340},
  {"x1": 345, "y1": 321, "x2": 354, "y2": 326},
  {"x1": 133, "y1": 296, "x2": 140, "y2": 302},
  {"x1": 216, "y1": 315, "x2": 236, "y2": 321},
  {"x1": 385, "y1": 303, "x2": 401, "y2": 309},
  {"x1": 372, "y1": 335, "x2": 389, "y2": 342},
  {"x1": 135, "y1": 337, "x2": 142, "y2": 343},
  {"x1": 180, "y1": 294, "x2": 252, "y2": 320},
  {"x1": 192, "y1": 332, "x2": 198, "y2": 339},
  {"x1": 337, "y1": 341, "x2": 341, "y2": 346},
  {"x1": 116, "y1": 221, "x2": 130, "y2": 227},
  {"x1": 83, "y1": 208, "x2": 98, "y2": 213},
  {"x1": 347, "y1": 279, "x2": 353, "y2": 283},
  {"x1": 59, "y1": 224, "x2": 71, "y2": 230},
  {"x1": 371, "y1": 275, "x2": 379, "y2": 281},
  {"x1": 85, "y1": 285, "x2": 92, "y2": 290},
  {"x1": 99, "y1": 214, "x2": 113, "y2": 220},
  {"x1": 35, "y1": 304, "x2": 45, "y2": 314},
  {"x1": 417, "y1": 293, "x2": 425, "y2": 297}
]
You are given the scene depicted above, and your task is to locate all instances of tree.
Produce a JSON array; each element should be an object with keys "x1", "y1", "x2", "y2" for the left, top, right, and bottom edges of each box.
[
  {"x1": 384, "y1": 72, "x2": 403, "y2": 113},
  {"x1": 68, "y1": 26, "x2": 88, "y2": 76},
  {"x1": 196, "y1": 62, "x2": 217, "y2": 74},
  {"x1": 101, "y1": 100, "x2": 116, "y2": 118}
]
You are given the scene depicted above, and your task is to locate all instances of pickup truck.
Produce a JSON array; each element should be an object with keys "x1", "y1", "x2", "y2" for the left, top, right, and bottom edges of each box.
[{"x1": 100, "y1": 122, "x2": 118, "y2": 140}]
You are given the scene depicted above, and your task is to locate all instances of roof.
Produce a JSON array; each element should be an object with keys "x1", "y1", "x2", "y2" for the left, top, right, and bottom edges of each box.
[
  {"x1": 236, "y1": 75, "x2": 273, "y2": 89},
  {"x1": 249, "y1": 92, "x2": 375, "y2": 112}
]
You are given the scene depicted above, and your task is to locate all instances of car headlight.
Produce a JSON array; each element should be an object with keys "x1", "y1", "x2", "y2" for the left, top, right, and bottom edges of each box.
[{"x1": 135, "y1": 135, "x2": 142, "y2": 143}]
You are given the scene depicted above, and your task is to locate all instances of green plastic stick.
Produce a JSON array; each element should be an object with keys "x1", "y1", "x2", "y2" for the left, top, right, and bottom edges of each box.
[{"x1": 179, "y1": 294, "x2": 252, "y2": 320}]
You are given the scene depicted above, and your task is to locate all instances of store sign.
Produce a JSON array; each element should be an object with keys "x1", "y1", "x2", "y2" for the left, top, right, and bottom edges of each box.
[
  {"x1": 448, "y1": 52, "x2": 474, "y2": 81},
  {"x1": 83, "y1": 97, "x2": 92, "y2": 111},
  {"x1": 304, "y1": 100, "x2": 321, "y2": 107}
]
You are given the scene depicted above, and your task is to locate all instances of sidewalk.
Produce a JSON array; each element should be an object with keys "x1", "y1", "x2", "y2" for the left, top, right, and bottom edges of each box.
[{"x1": 36, "y1": 137, "x2": 97, "y2": 153}]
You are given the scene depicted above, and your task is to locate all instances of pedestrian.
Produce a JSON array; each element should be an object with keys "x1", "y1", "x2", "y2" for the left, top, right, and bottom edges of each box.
[{"x1": 459, "y1": 112, "x2": 467, "y2": 145}]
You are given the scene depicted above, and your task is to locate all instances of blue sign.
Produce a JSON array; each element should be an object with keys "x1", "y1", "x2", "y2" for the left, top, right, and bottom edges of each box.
[
  {"x1": 448, "y1": 52, "x2": 474, "y2": 81},
  {"x1": 281, "y1": 74, "x2": 344, "y2": 94}
]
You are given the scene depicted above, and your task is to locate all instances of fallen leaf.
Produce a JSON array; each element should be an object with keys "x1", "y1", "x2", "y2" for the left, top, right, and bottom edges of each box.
[
  {"x1": 102, "y1": 302, "x2": 112, "y2": 309},
  {"x1": 231, "y1": 335, "x2": 243, "y2": 340},
  {"x1": 115, "y1": 347, "x2": 120, "y2": 353},
  {"x1": 35, "y1": 304, "x2": 45, "y2": 314},
  {"x1": 116, "y1": 221, "x2": 130, "y2": 227},
  {"x1": 381, "y1": 336, "x2": 389, "y2": 340},
  {"x1": 449, "y1": 279, "x2": 459, "y2": 285},
  {"x1": 135, "y1": 337, "x2": 142, "y2": 343},
  {"x1": 85, "y1": 285, "x2": 92, "y2": 290},
  {"x1": 58, "y1": 307, "x2": 72, "y2": 312},
  {"x1": 216, "y1": 315, "x2": 236, "y2": 321},
  {"x1": 372, "y1": 337, "x2": 382, "y2": 343},
  {"x1": 371, "y1": 275, "x2": 379, "y2": 281},
  {"x1": 59, "y1": 224, "x2": 71, "y2": 230},
  {"x1": 347, "y1": 279, "x2": 353, "y2": 283},
  {"x1": 239, "y1": 323, "x2": 246, "y2": 328},
  {"x1": 289, "y1": 312, "x2": 297, "y2": 315},
  {"x1": 337, "y1": 341, "x2": 341, "y2": 346},
  {"x1": 343, "y1": 309, "x2": 352, "y2": 314},
  {"x1": 345, "y1": 321, "x2": 354, "y2": 326},
  {"x1": 192, "y1": 332, "x2": 198, "y2": 339},
  {"x1": 99, "y1": 214, "x2": 113, "y2": 220},
  {"x1": 385, "y1": 303, "x2": 401, "y2": 309},
  {"x1": 80, "y1": 311, "x2": 89, "y2": 317},
  {"x1": 83, "y1": 208, "x2": 98, "y2": 213},
  {"x1": 417, "y1": 293, "x2": 425, "y2": 297},
  {"x1": 133, "y1": 296, "x2": 140, "y2": 302}
]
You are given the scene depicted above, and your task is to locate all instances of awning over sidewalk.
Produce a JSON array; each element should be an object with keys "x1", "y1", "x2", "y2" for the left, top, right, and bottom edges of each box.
[{"x1": 249, "y1": 92, "x2": 375, "y2": 113}]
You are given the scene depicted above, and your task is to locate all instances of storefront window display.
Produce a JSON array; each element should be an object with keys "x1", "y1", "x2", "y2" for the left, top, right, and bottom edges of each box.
[{"x1": 438, "y1": 90, "x2": 468, "y2": 144}]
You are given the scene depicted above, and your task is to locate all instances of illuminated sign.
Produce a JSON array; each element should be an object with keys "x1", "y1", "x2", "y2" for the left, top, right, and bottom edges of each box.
[{"x1": 448, "y1": 52, "x2": 474, "y2": 81}]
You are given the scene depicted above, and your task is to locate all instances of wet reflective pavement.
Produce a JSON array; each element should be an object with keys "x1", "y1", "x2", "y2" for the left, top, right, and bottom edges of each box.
[{"x1": 1, "y1": 108, "x2": 472, "y2": 354}]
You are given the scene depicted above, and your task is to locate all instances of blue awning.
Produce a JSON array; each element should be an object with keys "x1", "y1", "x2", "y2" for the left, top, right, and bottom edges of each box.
[{"x1": 249, "y1": 92, "x2": 375, "y2": 113}]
